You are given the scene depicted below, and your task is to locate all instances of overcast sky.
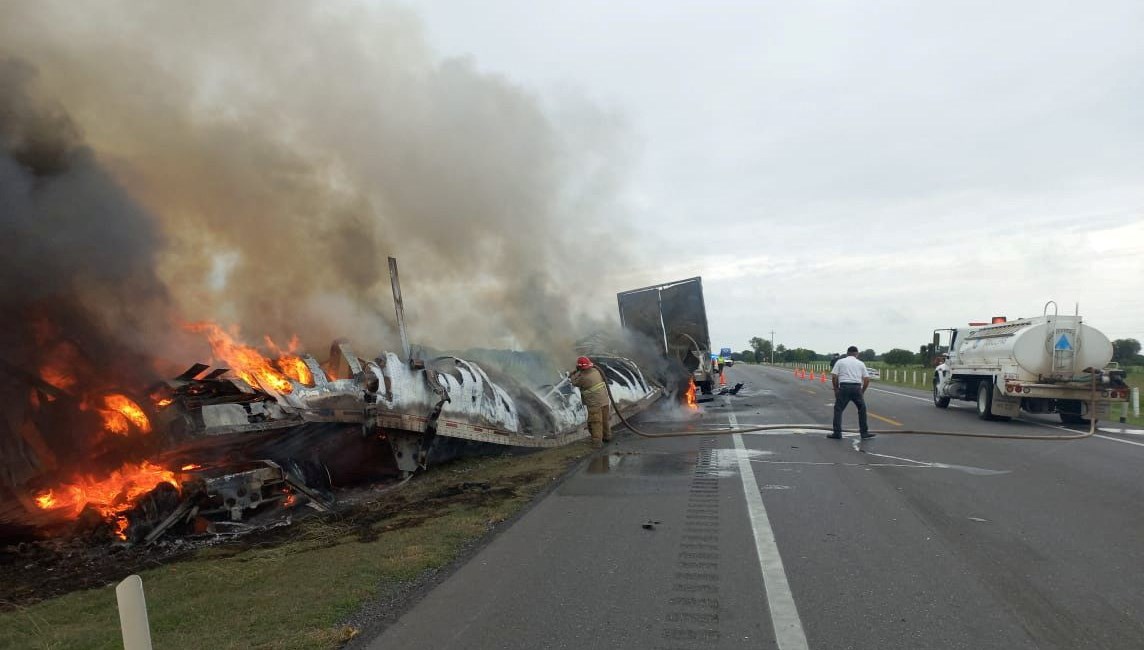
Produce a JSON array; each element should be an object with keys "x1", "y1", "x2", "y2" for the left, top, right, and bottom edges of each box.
[{"x1": 395, "y1": 0, "x2": 1143, "y2": 354}]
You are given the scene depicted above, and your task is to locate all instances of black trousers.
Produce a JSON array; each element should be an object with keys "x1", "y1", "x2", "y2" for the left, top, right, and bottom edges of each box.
[{"x1": 833, "y1": 384, "x2": 868, "y2": 435}]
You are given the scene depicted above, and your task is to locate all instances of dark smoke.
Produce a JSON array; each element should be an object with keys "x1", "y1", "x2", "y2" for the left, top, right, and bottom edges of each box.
[
  {"x1": 0, "y1": 1, "x2": 639, "y2": 360},
  {"x1": 0, "y1": 1, "x2": 645, "y2": 497},
  {"x1": 0, "y1": 58, "x2": 173, "y2": 488},
  {"x1": 0, "y1": 59, "x2": 170, "y2": 339}
]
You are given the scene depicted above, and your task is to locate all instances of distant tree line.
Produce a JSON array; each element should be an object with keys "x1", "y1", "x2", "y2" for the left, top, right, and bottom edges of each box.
[
  {"x1": 733, "y1": 337, "x2": 890, "y2": 364},
  {"x1": 731, "y1": 336, "x2": 1144, "y2": 367},
  {"x1": 1113, "y1": 338, "x2": 1143, "y2": 365}
]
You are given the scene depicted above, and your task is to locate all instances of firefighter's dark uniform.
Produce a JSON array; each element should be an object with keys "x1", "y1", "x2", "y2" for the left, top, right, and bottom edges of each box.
[{"x1": 571, "y1": 365, "x2": 611, "y2": 445}]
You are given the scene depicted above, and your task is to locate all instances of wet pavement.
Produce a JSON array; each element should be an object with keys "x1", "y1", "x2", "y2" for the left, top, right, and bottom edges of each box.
[{"x1": 364, "y1": 364, "x2": 1144, "y2": 649}]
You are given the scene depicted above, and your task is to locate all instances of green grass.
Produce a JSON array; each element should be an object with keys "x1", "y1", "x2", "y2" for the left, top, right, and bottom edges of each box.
[{"x1": 0, "y1": 444, "x2": 593, "y2": 650}]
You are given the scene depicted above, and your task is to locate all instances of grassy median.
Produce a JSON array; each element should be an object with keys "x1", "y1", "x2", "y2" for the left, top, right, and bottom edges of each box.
[{"x1": 0, "y1": 443, "x2": 594, "y2": 649}]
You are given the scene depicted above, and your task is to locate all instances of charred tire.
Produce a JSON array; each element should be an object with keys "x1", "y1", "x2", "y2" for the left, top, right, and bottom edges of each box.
[
  {"x1": 933, "y1": 380, "x2": 950, "y2": 408},
  {"x1": 976, "y1": 380, "x2": 995, "y2": 420}
]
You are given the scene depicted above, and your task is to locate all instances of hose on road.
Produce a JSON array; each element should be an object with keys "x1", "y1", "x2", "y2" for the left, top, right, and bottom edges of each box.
[{"x1": 602, "y1": 370, "x2": 1099, "y2": 442}]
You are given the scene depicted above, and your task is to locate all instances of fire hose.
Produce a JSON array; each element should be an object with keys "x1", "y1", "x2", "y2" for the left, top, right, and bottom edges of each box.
[{"x1": 601, "y1": 371, "x2": 1099, "y2": 442}]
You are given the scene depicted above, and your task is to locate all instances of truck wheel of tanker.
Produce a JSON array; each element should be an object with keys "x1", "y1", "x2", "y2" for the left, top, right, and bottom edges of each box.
[
  {"x1": 1058, "y1": 400, "x2": 1089, "y2": 425},
  {"x1": 699, "y1": 381, "x2": 713, "y2": 395},
  {"x1": 933, "y1": 380, "x2": 950, "y2": 408},
  {"x1": 976, "y1": 380, "x2": 995, "y2": 420}
]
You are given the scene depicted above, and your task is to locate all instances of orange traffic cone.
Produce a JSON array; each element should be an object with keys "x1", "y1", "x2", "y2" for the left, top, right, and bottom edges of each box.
[
  {"x1": 820, "y1": 372, "x2": 827, "y2": 383},
  {"x1": 810, "y1": 371, "x2": 816, "y2": 381},
  {"x1": 719, "y1": 372, "x2": 726, "y2": 386}
]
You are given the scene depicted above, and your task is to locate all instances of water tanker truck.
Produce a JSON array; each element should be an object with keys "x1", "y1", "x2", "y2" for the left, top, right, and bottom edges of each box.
[{"x1": 932, "y1": 302, "x2": 1129, "y2": 423}]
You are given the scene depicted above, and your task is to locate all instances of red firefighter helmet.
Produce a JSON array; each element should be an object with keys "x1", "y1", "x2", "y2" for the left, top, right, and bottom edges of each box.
[{"x1": 576, "y1": 356, "x2": 593, "y2": 369}]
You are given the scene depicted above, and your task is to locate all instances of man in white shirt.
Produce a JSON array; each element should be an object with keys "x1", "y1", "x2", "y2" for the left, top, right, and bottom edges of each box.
[{"x1": 830, "y1": 346, "x2": 873, "y2": 439}]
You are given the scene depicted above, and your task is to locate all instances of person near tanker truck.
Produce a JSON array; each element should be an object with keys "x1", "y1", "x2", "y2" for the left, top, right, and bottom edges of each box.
[
  {"x1": 570, "y1": 356, "x2": 612, "y2": 448},
  {"x1": 830, "y1": 346, "x2": 875, "y2": 439}
]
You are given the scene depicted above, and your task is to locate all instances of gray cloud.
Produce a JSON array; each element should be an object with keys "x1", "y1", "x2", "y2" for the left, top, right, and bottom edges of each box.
[{"x1": 403, "y1": 0, "x2": 1144, "y2": 352}]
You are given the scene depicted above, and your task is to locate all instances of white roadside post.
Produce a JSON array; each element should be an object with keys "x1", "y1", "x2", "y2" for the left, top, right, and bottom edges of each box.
[
  {"x1": 116, "y1": 575, "x2": 153, "y2": 650},
  {"x1": 1133, "y1": 387, "x2": 1140, "y2": 417}
]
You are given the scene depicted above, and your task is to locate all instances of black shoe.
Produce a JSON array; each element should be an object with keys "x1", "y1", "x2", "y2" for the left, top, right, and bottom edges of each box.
[
  {"x1": 826, "y1": 434, "x2": 842, "y2": 439},
  {"x1": 860, "y1": 433, "x2": 876, "y2": 439}
]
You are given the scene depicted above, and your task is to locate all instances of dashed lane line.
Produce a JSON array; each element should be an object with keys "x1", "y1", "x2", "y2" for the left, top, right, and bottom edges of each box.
[{"x1": 731, "y1": 412, "x2": 808, "y2": 650}]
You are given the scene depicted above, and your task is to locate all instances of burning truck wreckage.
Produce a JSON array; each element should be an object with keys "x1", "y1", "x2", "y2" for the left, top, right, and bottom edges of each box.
[{"x1": 0, "y1": 271, "x2": 716, "y2": 552}]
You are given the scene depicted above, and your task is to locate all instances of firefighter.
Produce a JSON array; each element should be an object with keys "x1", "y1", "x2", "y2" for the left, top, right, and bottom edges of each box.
[{"x1": 570, "y1": 356, "x2": 611, "y2": 447}]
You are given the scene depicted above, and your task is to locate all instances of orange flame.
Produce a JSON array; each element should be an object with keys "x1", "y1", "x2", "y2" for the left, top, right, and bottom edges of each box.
[
  {"x1": 98, "y1": 394, "x2": 151, "y2": 435},
  {"x1": 33, "y1": 461, "x2": 178, "y2": 539},
  {"x1": 180, "y1": 463, "x2": 202, "y2": 471},
  {"x1": 685, "y1": 378, "x2": 698, "y2": 411},
  {"x1": 186, "y1": 322, "x2": 300, "y2": 393},
  {"x1": 155, "y1": 398, "x2": 173, "y2": 408},
  {"x1": 39, "y1": 365, "x2": 77, "y2": 392},
  {"x1": 276, "y1": 355, "x2": 313, "y2": 385},
  {"x1": 33, "y1": 319, "x2": 82, "y2": 392},
  {"x1": 265, "y1": 334, "x2": 313, "y2": 385}
]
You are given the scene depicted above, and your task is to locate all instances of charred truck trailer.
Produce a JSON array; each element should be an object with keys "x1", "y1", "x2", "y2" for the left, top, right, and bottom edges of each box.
[
  {"x1": 617, "y1": 277, "x2": 716, "y2": 395},
  {"x1": 932, "y1": 304, "x2": 1129, "y2": 423}
]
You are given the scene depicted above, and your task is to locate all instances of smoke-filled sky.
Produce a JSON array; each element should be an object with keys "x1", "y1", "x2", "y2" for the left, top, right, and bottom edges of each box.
[
  {"x1": 2, "y1": 0, "x2": 1141, "y2": 366},
  {"x1": 0, "y1": 0, "x2": 641, "y2": 366},
  {"x1": 404, "y1": 0, "x2": 1144, "y2": 355}
]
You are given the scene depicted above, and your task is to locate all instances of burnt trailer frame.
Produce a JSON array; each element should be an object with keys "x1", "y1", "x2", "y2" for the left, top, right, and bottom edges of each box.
[{"x1": 616, "y1": 277, "x2": 715, "y2": 394}]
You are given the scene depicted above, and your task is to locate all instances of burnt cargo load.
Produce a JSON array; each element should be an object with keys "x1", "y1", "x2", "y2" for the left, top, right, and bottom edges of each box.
[
  {"x1": 148, "y1": 341, "x2": 668, "y2": 478},
  {"x1": 1, "y1": 340, "x2": 661, "y2": 544},
  {"x1": 617, "y1": 277, "x2": 716, "y2": 394}
]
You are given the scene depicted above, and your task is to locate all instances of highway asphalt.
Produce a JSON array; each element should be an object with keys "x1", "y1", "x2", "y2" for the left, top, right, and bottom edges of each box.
[{"x1": 365, "y1": 363, "x2": 1144, "y2": 649}]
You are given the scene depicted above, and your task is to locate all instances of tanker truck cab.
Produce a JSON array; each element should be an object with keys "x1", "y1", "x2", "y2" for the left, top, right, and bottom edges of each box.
[{"x1": 931, "y1": 304, "x2": 1130, "y2": 423}]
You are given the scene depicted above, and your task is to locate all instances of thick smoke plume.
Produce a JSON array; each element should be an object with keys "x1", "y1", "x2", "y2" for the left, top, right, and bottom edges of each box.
[
  {"x1": 0, "y1": 1, "x2": 637, "y2": 362},
  {"x1": 0, "y1": 60, "x2": 171, "y2": 361},
  {"x1": 0, "y1": 58, "x2": 175, "y2": 491}
]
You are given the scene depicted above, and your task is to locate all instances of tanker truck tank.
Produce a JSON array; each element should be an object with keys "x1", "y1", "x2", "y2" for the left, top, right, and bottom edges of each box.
[
  {"x1": 952, "y1": 315, "x2": 1114, "y2": 381},
  {"x1": 934, "y1": 304, "x2": 1128, "y2": 423}
]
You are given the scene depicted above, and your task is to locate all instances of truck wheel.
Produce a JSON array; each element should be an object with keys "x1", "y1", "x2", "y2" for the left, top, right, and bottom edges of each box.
[
  {"x1": 933, "y1": 380, "x2": 950, "y2": 408},
  {"x1": 1058, "y1": 400, "x2": 1089, "y2": 425},
  {"x1": 700, "y1": 381, "x2": 713, "y2": 395},
  {"x1": 976, "y1": 380, "x2": 994, "y2": 420}
]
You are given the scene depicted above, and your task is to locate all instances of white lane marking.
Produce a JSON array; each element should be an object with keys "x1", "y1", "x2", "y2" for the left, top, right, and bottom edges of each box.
[
  {"x1": 1098, "y1": 427, "x2": 1144, "y2": 436},
  {"x1": 730, "y1": 412, "x2": 808, "y2": 650},
  {"x1": 1025, "y1": 421, "x2": 1144, "y2": 448},
  {"x1": 867, "y1": 387, "x2": 930, "y2": 402},
  {"x1": 1095, "y1": 435, "x2": 1144, "y2": 448}
]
